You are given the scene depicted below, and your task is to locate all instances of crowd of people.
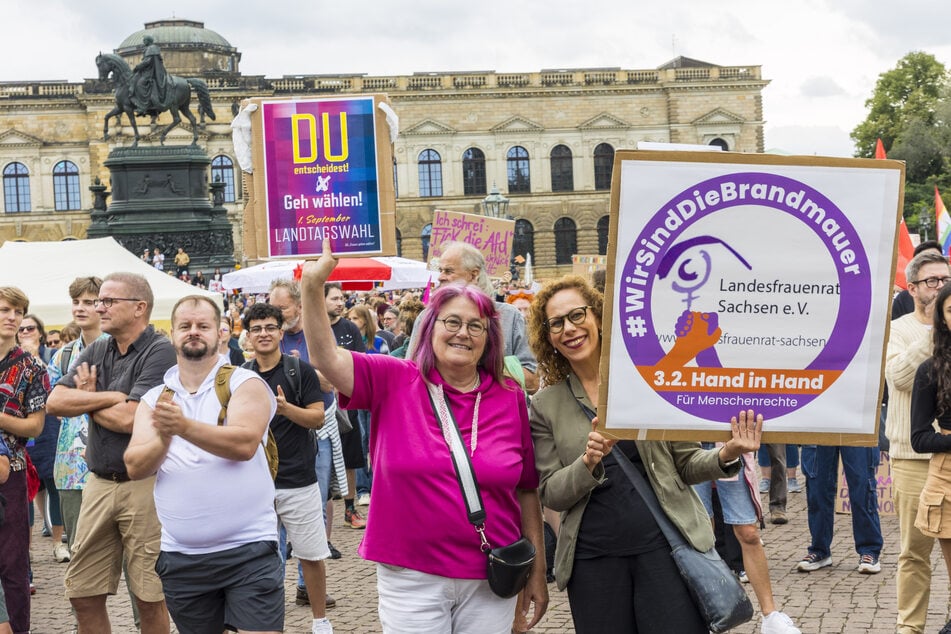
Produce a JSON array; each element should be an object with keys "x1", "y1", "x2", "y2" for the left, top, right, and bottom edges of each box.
[
  {"x1": 140, "y1": 246, "x2": 227, "y2": 291},
  {"x1": 0, "y1": 238, "x2": 948, "y2": 634}
]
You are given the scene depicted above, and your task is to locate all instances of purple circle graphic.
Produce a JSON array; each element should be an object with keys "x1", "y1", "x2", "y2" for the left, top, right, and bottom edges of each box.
[{"x1": 620, "y1": 172, "x2": 871, "y2": 422}]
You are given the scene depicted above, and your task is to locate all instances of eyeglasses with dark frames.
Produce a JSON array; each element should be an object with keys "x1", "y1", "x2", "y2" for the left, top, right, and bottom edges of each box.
[
  {"x1": 94, "y1": 298, "x2": 141, "y2": 308},
  {"x1": 912, "y1": 276, "x2": 951, "y2": 289},
  {"x1": 436, "y1": 316, "x2": 486, "y2": 337},
  {"x1": 546, "y1": 306, "x2": 593, "y2": 334},
  {"x1": 248, "y1": 324, "x2": 282, "y2": 335}
]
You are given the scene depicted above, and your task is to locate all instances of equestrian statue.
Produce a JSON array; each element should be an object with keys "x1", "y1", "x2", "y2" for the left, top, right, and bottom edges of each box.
[{"x1": 96, "y1": 36, "x2": 215, "y2": 147}]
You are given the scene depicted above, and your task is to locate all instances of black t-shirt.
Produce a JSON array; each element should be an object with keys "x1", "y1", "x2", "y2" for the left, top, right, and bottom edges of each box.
[
  {"x1": 331, "y1": 318, "x2": 366, "y2": 352},
  {"x1": 251, "y1": 357, "x2": 330, "y2": 489},
  {"x1": 574, "y1": 440, "x2": 667, "y2": 558}
]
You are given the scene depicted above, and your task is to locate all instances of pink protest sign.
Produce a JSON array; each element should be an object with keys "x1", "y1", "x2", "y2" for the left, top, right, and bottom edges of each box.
[{"x1": 429, "y1": 210, "x2": 514, "y2": 277}]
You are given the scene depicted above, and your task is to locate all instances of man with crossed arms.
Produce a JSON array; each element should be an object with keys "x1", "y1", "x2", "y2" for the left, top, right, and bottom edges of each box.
[{"x1": 47, "y1": 272, "x2": 175, "y2": 634}]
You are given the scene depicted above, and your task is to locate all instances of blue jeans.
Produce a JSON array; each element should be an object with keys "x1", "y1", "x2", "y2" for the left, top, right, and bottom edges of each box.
[
  {"x1": 800, "y1": 445, "x2": 883, "y2": 559},
  {"x1": 297, "y1": 437, "x2": 333, "y2": 591},
  {"x1": 355, "y1": 410, "x2": 372, "y2": 497}
]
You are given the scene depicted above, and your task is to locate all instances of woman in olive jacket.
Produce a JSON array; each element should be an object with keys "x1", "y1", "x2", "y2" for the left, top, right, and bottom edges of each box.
[{"x1": 528, "y1": 276, "x2": 761, "y2": 634}]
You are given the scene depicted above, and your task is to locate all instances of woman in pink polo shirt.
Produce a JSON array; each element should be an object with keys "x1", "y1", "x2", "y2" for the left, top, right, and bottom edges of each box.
[{"x1": 300, "y1": 239, "x2": 547, "y2": 634}]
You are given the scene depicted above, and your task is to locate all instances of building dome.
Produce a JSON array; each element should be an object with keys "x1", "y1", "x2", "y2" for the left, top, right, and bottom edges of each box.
[
  {"x1": 116, "y1": 19, "x2": 241, "y2": 75},
  {"x1": 119, "y1": 19, "x2": 232, "y2": 49}
]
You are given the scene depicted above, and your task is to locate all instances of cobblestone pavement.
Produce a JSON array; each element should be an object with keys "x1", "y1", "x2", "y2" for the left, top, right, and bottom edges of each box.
[{"x1": 27, "y1": 492, "x2": 951, "y2": 633}]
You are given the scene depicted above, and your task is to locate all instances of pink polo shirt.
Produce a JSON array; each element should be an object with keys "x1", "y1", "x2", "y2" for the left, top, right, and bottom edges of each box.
[{"x1": 340, "y1": 352, "x2": 537, "y2": 579}]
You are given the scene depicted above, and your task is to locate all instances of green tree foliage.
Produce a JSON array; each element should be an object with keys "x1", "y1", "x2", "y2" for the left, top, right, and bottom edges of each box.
[
  {"x1": 851, "y1": 52, "x2": 948, "y2": 158},
  {"x1": 889, "y1": 118, "x2": 945, "y2": 182}
]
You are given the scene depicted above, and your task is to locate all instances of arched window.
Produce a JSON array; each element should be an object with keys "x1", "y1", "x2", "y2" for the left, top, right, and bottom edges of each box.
[
  {"x1": 418, "y1": 149, "x2": 443, "y2": 197},
  {"x1": 597, "y1": 215, "x2": 610, "y2": 255},
  {"x1": 594, "y1": 143, "x2": 615, "y2": 190},
  {"x1": 53, "y1": 160, "x2": 81, "y2": 211},
  {"x1": 554, "y1": 217, "x2": 577, "y2": 265},
  {"x1": 396, "y1": 228, "x2": 403, "y2": 258},
  {"x1": 421, "y1": 223, "x2": 433, "y2": 261},
  {"x1": 211, "y1": 155, "x2": 237, "y2": 202},
  {"x1": 462, "y1": 148, "x2": 486, "y2": 196},
  {"x1": 513, "y1": 219, "x2": 535, "y2": 262},
  {"x1": 709, "y1": 138, "x2": 729, "y2": 150},
  {"x1": 550, "y1": 145, "x2": 574, "y2": 192},
  {"x1": 507, "y1": 146, "x2": 531, "y2": 194},
  {"x1": 3, "y1": 162, "x2": 31, "y2": 212}
]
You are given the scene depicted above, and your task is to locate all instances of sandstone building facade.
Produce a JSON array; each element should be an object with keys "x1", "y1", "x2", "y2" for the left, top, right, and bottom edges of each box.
[{"x1": 0, "y1": 19, "x2": 768, "y2": 278}]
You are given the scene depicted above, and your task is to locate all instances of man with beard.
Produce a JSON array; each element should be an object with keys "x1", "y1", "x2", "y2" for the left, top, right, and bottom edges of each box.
[
  {"x1": 125, "y1": 296, "x2": 284, "y2": 634},
  {"x1": 885, "y1": 250, "x2": 951, "y2": 634},
  {"x1": 269, "y1": 279, "x2": 309, "y2": 362},
  {"x1": 47, "y1": 272, "x2": 175, "y2": 634}
]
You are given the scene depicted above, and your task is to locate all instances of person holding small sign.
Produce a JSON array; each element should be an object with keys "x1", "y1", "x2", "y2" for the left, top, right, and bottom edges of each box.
[{"x1": 527, "y1": 275, "x2": 762, "y2": 633}]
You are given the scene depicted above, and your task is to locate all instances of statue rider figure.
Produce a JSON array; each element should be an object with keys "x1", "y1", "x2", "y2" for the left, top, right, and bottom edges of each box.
[{"x1": 130, "y1": 36, "x2": 168, "y2": 117}]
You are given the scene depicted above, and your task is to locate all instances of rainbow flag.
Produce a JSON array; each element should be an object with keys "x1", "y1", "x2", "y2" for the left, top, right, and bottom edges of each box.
[{"x1": 938, "y1": 186, "x2": 951, "y2": 254}]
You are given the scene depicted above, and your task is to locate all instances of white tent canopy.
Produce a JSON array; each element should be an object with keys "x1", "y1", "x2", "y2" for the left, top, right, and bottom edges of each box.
[{"x1": 0, "y1": 238, "x2": 221, "y2": 327}]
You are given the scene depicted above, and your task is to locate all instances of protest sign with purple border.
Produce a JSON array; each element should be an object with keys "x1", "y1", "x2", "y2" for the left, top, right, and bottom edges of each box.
[{"x1": 600, "y1": 152, "x2": 903, "y2": 444}]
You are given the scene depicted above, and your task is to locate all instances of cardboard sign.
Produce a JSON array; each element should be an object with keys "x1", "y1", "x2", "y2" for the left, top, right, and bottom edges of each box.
[
  {"x1": 572, "y1": 254, "x2": 608, "y2": 279},
  {"x1": 835, "y1": 456, "x2": 895, "y2": 516},
  {"x1": 429, "y1": 210, "x2": 515, "y2": 277},
  {"x1": 599, "y1": 151, "x2": 904, "y2": 444},
  {"x1": 245, "y1": 95, "x2": 396, "y2": 259}
]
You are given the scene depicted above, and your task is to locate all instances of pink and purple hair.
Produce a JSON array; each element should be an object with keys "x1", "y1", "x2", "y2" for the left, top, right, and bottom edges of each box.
[{"x1": 414, "y1": 283, "x2": 506, "y2": 386}]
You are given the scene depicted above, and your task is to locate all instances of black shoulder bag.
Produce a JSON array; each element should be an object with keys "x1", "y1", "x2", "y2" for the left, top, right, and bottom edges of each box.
[
  {"x1": 575, "y1": 399, "x2": 753, "y2": 633},
  {"x1": 426, "y1": 381, "x2": 536, "y2": 598}
]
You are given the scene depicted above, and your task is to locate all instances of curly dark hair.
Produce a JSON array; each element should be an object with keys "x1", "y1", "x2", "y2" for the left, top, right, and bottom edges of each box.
[
  {"x1": 933, "y1": 284, "x2": 951, "y2": 417},
  {"x1": 527, "y1": 275, "x2": 603, "y2": 386}
]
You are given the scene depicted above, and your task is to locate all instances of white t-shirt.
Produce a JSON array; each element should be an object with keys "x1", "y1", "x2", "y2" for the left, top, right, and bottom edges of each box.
[{"x1": 141, "y1": 358, "x2": 278, "y2": 554}]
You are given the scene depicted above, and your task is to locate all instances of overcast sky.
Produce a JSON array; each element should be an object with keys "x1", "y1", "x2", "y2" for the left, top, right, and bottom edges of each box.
[{"x1": 7, "y1": 0, "x2": 951, "y2": 157}]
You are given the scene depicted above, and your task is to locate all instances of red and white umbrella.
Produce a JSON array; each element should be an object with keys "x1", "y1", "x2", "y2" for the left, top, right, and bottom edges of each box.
[{"x1": 222, "y1": 256, "x2": 433, "y2": 293}]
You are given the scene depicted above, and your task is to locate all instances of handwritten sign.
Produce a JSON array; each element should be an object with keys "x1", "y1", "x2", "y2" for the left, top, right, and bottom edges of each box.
[
  {"x1": 599, "y1": 151, "x2": 903, "y2": 444},
  {"x1": 429, "y1": 210, "x2": 514, "y2": 277},
  {"x1": 835, "y1": 456, "x2": 894, "y2": 516},
  {"x1": 252, "y1": 95, "x2": 395, "y2": 258}
]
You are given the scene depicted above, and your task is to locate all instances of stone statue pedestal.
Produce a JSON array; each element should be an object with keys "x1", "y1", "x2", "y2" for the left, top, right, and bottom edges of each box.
[{"x1": 88, "y1": 145, "x2": 234, "y2": 272}]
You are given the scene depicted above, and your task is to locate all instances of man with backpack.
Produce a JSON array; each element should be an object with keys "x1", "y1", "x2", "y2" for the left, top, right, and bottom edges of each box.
[
  {"x1": 125, "y1": 295, "x2": 283, "y2": 634},
  {"x1": 243, "y1": 302, "x2": 335, "y2": 634},
  {"x1": 48, "y1": 276, "x2": 107, "y2": 563}
]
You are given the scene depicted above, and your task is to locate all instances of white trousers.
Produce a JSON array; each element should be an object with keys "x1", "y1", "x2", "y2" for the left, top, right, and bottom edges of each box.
[{"x1": 376, "y1": 563, "x2": 516, "y2": 634}]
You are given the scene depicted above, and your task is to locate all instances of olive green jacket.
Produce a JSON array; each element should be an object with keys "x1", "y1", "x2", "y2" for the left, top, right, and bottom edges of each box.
[{"x1": 529, "y1": 374, "x2": 739, "y2": 590}]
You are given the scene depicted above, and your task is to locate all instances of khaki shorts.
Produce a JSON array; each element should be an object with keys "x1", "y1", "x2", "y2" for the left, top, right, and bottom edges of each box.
[
  {"x1": 64, "y1": 475, "x2": 165, "y2": 602},
  {"x1": 275, "y1": 483, "x2": 331, "y2": 561},
  {"x1": 915, "y1": 452, "x2": 951, "y2": 539}
]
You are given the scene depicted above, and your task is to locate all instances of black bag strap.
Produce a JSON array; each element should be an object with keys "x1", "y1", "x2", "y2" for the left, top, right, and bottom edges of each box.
[
  {"x1": 58, "y1": 340, "x2": 79, "y2": 376},
  {"x1": 572, "y1": 395, "x2": 687, "y2": 550},
  {"x1": 425, "y1": 382, "x2": 490, "y2": 550},
  {"x1": 243, "y1": 355, "x2": 303, "y2": 405},
  {"x1": 282, "y1": 354, "x2": 302, "y2": 405}
]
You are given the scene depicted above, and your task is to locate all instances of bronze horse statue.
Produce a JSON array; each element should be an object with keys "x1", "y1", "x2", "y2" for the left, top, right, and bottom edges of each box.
[{"x1": 96, "y1": 52, "x2": 216, "y2": 147}]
